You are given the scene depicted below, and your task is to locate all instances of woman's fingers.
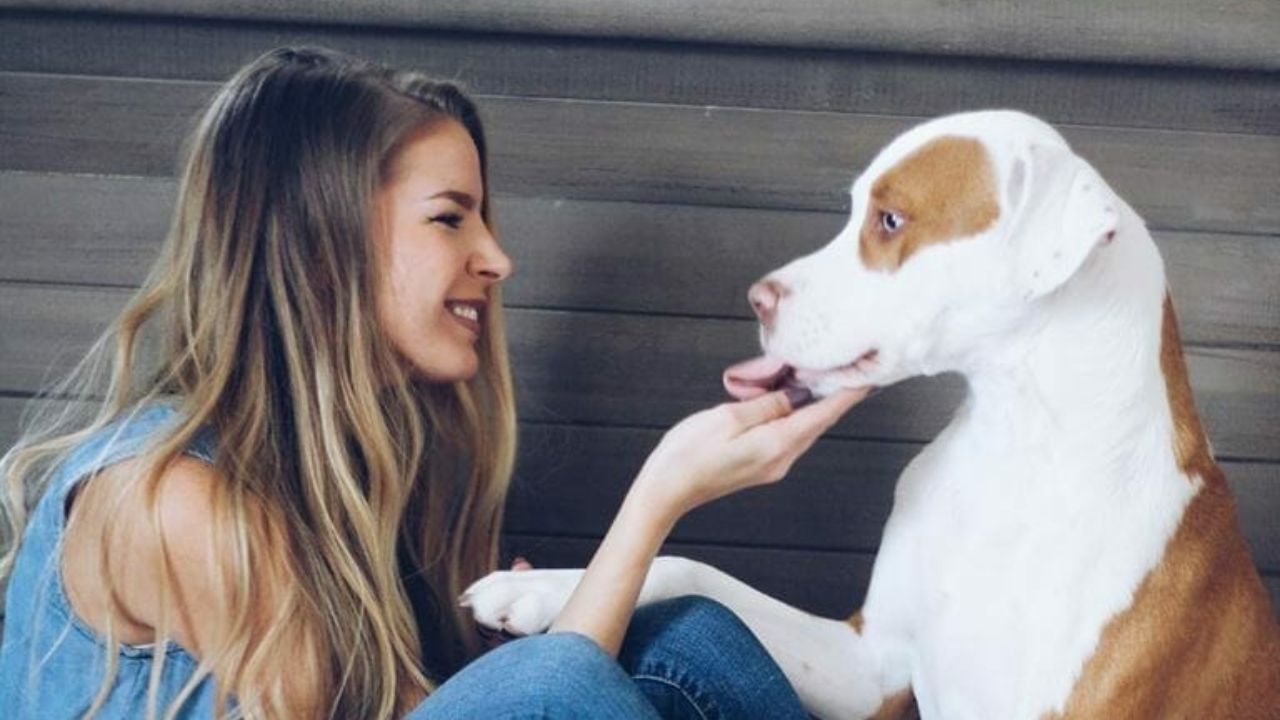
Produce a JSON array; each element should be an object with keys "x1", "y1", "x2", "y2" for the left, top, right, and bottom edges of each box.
[
  {"x1": 724, "y1": 390, "x2": 794, "y2": 430},
  {"x1": 727, "y1": 386, "x2": 868, "y2": 438},
  {"x1": 779, "y1": 387, "x2": 870, "y2": 442},
  {"x1": 738, "y1": 387, "x2": 870, "y2": 470},
  {"x1": 636, "y1": 385, "x2": 870, "y2": 516}
]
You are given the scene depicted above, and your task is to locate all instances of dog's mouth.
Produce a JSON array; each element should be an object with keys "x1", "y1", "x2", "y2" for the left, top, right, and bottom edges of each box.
[
  {"x1": 722, "y1": 350, "x2": 879, "y2": 402},
  {"x1": 722, "y1": 356, "x2": 801, "y2": 400}
]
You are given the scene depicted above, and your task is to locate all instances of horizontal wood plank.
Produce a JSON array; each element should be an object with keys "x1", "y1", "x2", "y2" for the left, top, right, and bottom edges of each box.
[
  {"x1": 507, "y1": 424, "x2": 906, "y2": 553},
  {"x1": 2, "y1": 0, "x2": 1276, "y2": 71},
  {"x1": 3, "y1": 172, "x2": 1277, "y2": 346},
  {"x1": 2, "y1": 13, "x2": 1277, "y2": 136},
  {"x1": 0, "y1": 283, "x2": 1276, "y2": 460},
  {"x1": 2, "y1": 73, "x2": 1278, "y2": 234}
]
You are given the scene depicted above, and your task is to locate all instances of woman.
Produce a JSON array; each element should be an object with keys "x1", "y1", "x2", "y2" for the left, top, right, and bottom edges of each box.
[{"x1": 0, "y1": 47, "x2": 864, "y2": 718}]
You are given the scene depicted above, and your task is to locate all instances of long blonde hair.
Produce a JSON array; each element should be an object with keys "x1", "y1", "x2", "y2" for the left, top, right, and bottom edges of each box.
[{"x1": 0, "y1": 47, "x2": 517, "y2": 718}]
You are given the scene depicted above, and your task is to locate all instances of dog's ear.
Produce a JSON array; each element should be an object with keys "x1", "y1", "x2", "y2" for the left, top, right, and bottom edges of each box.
[{"x1": 1007, "y1": 143, "x2": 1119, "y2": 301}]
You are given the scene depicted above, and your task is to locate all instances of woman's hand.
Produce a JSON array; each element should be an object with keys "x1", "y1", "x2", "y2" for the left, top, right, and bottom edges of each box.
[
  {"x1": 546, "y1": 386, "x2": 869, "y2": 655},
  {"x1": 631, "y1": 387, "x2": 870, "y2": 527}
]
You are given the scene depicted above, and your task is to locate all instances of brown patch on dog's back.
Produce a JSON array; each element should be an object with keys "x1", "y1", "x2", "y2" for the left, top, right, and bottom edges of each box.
[
  {"x1": 870, "y1": 688, "x2": 920, "y2": 720},
  {"x1": 1046, "y1": 297, "x2": 1280, "y2": 719},
  {"x1": 847, "y1": 610, "x2": 919, "y2": 718},
  {"x1": 860, "y1": 135, "x2": 1000, "y2": 271},
  {"x1": 1159, "y1": 295, "x2": 1217, "y2": 481},
  {"x1": 1047, "y1": 484, "x2": 1280, "y2": 719},
  {"x1": 848, "y1": 610, "x2": 865, "y2": 634}
]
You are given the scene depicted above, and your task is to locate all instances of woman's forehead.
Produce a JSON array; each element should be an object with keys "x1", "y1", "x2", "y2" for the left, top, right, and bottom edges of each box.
[{"x1": 385, "y1": 120, "x2": 483, "y2": 199}]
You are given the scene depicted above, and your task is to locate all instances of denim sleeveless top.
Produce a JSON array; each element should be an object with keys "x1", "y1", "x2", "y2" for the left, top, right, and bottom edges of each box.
[{"x1": 0, "y1": 403, "x2": 221, "y2": 718}]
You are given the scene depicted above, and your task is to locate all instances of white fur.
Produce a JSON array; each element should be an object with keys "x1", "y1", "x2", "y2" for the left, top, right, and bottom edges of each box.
[{"x1": 463, "y1": 111, "x2": 1202, "y2": 719}]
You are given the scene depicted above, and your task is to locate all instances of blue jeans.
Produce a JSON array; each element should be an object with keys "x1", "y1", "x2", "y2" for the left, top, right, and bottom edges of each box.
[{"x1": 406, "y1": 596, "x2": 808, "y2": 719}]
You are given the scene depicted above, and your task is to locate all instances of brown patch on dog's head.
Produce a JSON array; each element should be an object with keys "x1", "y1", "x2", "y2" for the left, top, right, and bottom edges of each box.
[{"x1": 860, "y1": 135, "x2": 1000, "y2": 271}]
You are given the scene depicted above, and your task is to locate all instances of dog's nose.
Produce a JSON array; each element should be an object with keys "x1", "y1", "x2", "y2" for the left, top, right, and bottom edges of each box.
[{"x1": 748, "y1": 279, "x2": 785, "y2": 327}]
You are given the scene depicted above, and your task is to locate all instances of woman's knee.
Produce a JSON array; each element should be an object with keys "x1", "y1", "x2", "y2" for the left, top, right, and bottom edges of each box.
[
  {"x1": 621, "y1": 595, "x2": 808, "y2": 719},
  {"x1": 409, "y1": 632, "x2": 659, "y2": 719},
  {"x1": 627, "y1": 595, "x2": 752, "y2": 652},
  {"x1": 474, "y1": 631, "x2": 623, "y2": 696}
]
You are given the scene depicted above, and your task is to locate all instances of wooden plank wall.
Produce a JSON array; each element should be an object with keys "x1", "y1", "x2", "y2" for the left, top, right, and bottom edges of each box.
[{"x1": 0, "y1": 3, "x2": 1277, "y2": 620}]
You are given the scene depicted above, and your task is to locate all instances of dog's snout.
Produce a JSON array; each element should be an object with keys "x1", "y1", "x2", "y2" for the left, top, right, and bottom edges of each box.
[{"x1": 748, "y1": 279, "x2": 786, "y2": 327}]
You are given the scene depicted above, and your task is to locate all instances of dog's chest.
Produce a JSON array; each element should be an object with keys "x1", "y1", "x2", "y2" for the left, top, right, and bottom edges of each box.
[{"x1": 890, "y1": 430, "x2": 1197, "y2": 719}]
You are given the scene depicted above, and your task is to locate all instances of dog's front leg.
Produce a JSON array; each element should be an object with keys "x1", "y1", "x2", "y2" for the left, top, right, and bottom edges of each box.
[{"x1": 462, "y1": 555, "x2": 908, "y2": 720}]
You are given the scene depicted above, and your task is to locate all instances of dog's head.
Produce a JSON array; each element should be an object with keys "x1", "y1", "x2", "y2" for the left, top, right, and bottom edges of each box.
[{"x1": 725, "y1": 110, "x2": 1123, "y2": 399}]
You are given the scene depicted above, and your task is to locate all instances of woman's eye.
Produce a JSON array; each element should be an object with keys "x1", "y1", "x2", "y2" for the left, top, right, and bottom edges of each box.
[
  {"x1": 429, "y1": 213, "x2": 464, "y2": 229},
  {"x1": 880, "y1": 210, "x2": 906, "y2": 233}
]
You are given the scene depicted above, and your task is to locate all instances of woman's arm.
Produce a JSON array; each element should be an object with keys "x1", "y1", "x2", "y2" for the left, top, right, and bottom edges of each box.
[{"x1": 547, "y1": 388, "x2": 867, "y2": 655}]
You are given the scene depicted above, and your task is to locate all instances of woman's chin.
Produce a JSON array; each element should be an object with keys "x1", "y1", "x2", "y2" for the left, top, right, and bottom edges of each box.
[{"x1": 408, "y1": 350, "x2": 480, "y2": 385}]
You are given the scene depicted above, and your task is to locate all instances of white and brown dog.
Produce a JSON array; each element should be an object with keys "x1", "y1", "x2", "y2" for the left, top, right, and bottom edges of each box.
[{"x1": 463, "y1": 111, "x2": 1280, "y2": 719}]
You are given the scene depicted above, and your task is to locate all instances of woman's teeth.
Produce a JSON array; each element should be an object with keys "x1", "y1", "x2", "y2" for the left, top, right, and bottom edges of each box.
[{"x1": 449, "y1": 305, "x2": 479, "y2": 322}]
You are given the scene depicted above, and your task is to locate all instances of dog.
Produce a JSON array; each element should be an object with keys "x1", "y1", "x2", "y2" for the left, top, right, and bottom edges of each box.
[{"x1": 462, "y1": 110, "x2": 1280, "y2": 719}]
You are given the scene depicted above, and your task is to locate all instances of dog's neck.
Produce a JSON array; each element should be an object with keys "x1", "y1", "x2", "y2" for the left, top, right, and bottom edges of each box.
[{"x1": 959, "y1": 205, "x2": 1181, "y2": 480}]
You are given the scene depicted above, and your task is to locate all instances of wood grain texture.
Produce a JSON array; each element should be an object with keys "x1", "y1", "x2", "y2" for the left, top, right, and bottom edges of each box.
[
  {"x1": 4, "y1": 173, "x2": 1277, "y2": 346},
  {"x1": 0, "y1": 283, "x2": 1275, "y2": 460},
  {"x1": 1, "y1": 0, "x2": 1276, "y2": 70},
  {"x1": 3, "y1": 12, "x2": 1277, "y2": 135},
  {"x1": 2, "y1": 73, "x2": 1278, "y2": 234}
]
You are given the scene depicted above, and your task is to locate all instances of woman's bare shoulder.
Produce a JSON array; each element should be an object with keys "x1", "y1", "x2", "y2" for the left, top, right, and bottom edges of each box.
[{"x1": 62, "y1": 454, "x2": 242, "y2": 652}]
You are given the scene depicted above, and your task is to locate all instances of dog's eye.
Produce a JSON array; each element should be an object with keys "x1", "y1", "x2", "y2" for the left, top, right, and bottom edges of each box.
[{"x1": 880, "y1": 211, "x2": 906, "y2": 234}]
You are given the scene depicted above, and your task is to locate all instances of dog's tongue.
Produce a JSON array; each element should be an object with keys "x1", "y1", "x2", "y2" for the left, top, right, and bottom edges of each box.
[{"x1": 723, "y1": 355, "x2": 790, "y2": 400}]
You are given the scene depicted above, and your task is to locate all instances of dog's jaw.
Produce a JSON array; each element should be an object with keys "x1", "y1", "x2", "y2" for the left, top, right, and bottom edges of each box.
[{"x1": 789, "y1": 348, "x2": 881, "y2": 397}]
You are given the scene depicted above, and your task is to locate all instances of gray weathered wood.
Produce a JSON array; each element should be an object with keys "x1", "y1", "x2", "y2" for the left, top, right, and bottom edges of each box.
[
  {"x1": 507, "y1": 423, "x2": 907, "y2": 553},
  {"x1": 0, "y1": 172, "x2": 174, "y2": 287},
  {"x1": 3, "y1": 13, "x2": 1277, "y2": 135},
  {"x1": 2, "y1": 0, "x2": 1276, "y2": 71},
  {"x1": 4, "y1": 172, "x2": 1277, "y2": 346},
  {"x1": 1, "y1": 283, "x2": 1276, "y2": 460},
  {"x1": 3, "y1": 73, "x2": 1278, "y2": 234}
]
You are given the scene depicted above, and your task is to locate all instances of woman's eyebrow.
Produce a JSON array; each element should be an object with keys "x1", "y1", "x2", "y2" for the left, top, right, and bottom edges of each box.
[{"x1": 426, "y1": 190, "x2": 477, "y2": 210}]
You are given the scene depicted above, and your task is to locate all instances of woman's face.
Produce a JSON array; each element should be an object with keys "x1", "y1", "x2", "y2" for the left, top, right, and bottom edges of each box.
[{"x1": 374, "y1": 120, "x2": 512, "y2": 382}]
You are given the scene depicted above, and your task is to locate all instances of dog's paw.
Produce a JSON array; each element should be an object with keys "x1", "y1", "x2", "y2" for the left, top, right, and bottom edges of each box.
[{"x1": 459, "y1": 568, "x2": 581, "y2": 636}]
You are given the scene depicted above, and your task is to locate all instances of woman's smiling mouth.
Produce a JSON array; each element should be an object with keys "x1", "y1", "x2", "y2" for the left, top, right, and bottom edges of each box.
[{"x1": 445, "y1": 299, "x2": 484, "y2": 336}]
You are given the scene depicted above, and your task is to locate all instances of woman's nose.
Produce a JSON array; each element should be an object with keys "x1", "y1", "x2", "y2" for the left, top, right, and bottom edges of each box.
[{"x1": 469, "y1": 225, "x2": 513, "y2": 282}]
